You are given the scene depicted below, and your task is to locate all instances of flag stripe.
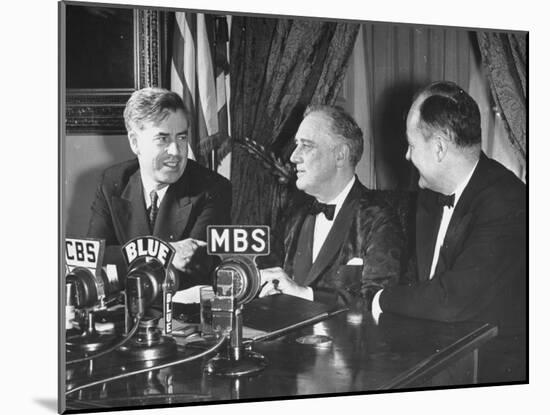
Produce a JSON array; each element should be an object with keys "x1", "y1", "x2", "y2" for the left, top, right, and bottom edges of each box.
[
  {"x1": 182, "y1": 14, "x2": 196, "y2": 104},
  {"x1": 173, "y1": 13, "x2": 199, "y2": 160},
  {"x1": 171, "y1": 19, "x2": 193, "y2": 112},
  {"x1": 197, "y1": 14, "x2": 218, "y2": 137},
  {"x1": 225, "y1": 16, "x2": 232, "y2": 136}
]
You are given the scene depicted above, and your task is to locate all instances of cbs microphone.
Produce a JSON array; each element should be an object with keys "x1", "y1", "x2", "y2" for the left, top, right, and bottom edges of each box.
[{"x1": 65, "y1": 238, "x2": 121, "y2": 311}]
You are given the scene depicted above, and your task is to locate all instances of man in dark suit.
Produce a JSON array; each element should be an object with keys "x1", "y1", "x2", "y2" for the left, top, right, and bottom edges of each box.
[
  {"x1": 87, "y1": 87, "x2": 231, "y2": 289},
  {"x1": 259, "y1": 105, "x2": 404, "y2": 306},
  {"x1": 371, "y1": 81, "x2": 526, "y2": 381}
]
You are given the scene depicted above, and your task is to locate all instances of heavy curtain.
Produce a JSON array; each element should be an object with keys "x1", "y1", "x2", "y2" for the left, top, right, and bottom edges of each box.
[
  {"x1": 348, "y1": 24, "x2": 473, "y2": 190},
  {"x1": 345, "y1": 24, "x2": 526, "y2": 188},
  {"x1": 477, "y1": 32, "x2": 527, "y2": 164},
  {"x1": 229, "y1": 17, "x2": 359, "y2": 226}
]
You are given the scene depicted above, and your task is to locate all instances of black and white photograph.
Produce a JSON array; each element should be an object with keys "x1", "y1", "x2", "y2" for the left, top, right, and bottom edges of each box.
[
  {"x1": 4, "y1": 0, "x2": 545, "y2": 414},
  {"x1": 57, "y1": 0, "x2": 530, "y2": 412}
]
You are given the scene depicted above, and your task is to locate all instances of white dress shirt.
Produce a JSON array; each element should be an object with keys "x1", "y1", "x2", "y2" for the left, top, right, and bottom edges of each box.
[
  {"x1": 312, "y1": 176, "x2": 356, "y2": 262},
  {"x1": 140, "y1": 172, "x2": 169, "y2": 210},
  {"x1": 302, "y1": 176, "x2": 356, "y2": 301},
  {"x1": 428, "y1": 161, "x2": 478, "y2": 279},
  {"x1": 372, "y1": 161, "x2": 479, "y2": 322}
]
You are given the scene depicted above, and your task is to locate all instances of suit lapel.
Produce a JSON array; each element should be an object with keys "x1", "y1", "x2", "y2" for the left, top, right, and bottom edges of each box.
[
  {"x1": 302, "y1": 180, "x2": 361, "y2": 287},
  {"x1": 111, "y1": 171, "x2": 150, "y2": 242},
  {"x1": 416, "y1": 190, "x2": 443, "y2": 281},
  {"x1": 284, "y1": 207, "x2": 310, "y2": 275},
  {"x1": 434, "y1": 154, "x2": 489, "y2": 273},
  {"x1": 448, "y1": 153, "x2": 489, "y2": 222},
  {"x1": 154, "y1": 178, "x2": 193, "y2": 241}
]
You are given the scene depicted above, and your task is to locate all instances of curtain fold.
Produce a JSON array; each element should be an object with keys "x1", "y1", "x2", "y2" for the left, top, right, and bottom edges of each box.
[
  {"x1": 229, "y1": 17, "x2": 359, "y2": 227},
  {"x1": 477, "y1": 32, "x2": 527, "y2": 163}
]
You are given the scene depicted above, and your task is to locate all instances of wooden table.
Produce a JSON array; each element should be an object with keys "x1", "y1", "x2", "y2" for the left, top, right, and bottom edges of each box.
[{"x1": 64, "y1": 302, "x2": 500, "y2": 412}]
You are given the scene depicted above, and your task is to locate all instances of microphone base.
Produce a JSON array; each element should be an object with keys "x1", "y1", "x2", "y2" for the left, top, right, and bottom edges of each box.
[
  {"x1": 204, "y1": 350, "x2": 267, "y2": 377},
  {"x1": 66, "y1": 331, "x2": 118, "y2": 353},
  {"x1": 117, "y1": 315, "x2": 178, "y2": 361}
]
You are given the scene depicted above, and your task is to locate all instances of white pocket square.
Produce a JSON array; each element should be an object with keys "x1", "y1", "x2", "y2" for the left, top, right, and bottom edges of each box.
[{"x1": 346, "y1": 257, "x2": 363, "y2": 266}]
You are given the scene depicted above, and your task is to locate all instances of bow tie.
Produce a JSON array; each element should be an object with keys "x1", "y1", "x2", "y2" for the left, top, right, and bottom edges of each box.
[
  {"x1": 309, "y1": 200, "x2": 336, "y2": 220},
  {"x1": 436, "y1": 193, "x2": 455, "y2": 208}
]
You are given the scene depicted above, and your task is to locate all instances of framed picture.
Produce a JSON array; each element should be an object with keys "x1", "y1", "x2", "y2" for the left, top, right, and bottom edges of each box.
[
  {"x1": 59, "y1": 0, "x2": 528, "y2": 414},
  {"x1": 64, "y1": 4, "x2": 168, "y2": 134}
]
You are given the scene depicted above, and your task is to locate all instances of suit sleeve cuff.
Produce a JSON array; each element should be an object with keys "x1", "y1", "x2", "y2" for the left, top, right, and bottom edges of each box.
[{"x1": 371, "y1": 289, "x2": 384, "y2": 324}]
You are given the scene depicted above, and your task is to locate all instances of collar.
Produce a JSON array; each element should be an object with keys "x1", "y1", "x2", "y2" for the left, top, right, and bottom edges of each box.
[
  {"x1": 140, "y1": 171, "x2": 169, "y2": 209},
  {"x1": 319, "y1": 176, "x2": 356, "y2": 220},
  {"x1": 451, "y1": 159, "x2": 479, "y2": 206}
]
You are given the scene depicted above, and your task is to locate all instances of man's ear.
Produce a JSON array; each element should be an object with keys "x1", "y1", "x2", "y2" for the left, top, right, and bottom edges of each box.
[
  {"x1": 435, "y1": 132, "x2": 450, "y2": 162},
  {"x1": 335, "y1": 143, "x2": 349, "y2": 167},
  {"x1": 128, "y1": 131, "x2": 139, "y2": 156}
]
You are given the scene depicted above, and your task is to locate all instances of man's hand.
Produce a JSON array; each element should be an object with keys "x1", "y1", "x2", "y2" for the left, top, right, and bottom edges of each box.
[
  {"x1": 259, "y1": 267, "x2": 313, "y2": 300},
  {"x1": 170, "y1": 239, "x2": 207, "y2": 272}
]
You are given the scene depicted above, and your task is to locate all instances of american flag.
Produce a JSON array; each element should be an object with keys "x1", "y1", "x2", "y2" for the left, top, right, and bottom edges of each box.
[{"x1": 170, "y1": 12, "x2": 231, "y2": 169}]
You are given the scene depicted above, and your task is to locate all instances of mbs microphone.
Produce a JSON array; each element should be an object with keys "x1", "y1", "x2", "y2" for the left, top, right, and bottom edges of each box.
[{"x1": 204, "y1": 225, "x2": 270, "y2": 376}]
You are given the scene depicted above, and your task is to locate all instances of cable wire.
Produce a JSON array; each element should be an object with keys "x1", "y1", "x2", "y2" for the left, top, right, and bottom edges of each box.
[
  {"x1": 66, "y1": 334, "x2": 227, "y2": 396},
  {"x1": 66, "y1": 316, "x2": 142, "y2": 365}
]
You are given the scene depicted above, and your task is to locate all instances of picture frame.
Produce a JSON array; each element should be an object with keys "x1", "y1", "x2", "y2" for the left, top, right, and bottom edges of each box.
[{"x1": 64, "y1": 4, "x2": 168, "y2": 134}]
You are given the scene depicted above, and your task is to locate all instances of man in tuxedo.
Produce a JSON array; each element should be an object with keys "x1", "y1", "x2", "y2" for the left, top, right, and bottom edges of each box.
[
  {"x1": 87, "y1": 87, "x2": 231, "y2": 289},
  {"x1": 259, "y1": 105, "x2": 404, "y2": 306},
  {"x1": 371, "y1": 81, "x2": 526, "y2": 381}
]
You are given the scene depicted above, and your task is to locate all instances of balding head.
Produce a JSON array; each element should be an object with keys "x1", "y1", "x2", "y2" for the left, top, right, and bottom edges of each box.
[
  {"x1": 405, "y1": 81, "x2": 482, "y2": 193},
  {"x1": 413, "y1": 81, "x2": 482, "y2": 150}
]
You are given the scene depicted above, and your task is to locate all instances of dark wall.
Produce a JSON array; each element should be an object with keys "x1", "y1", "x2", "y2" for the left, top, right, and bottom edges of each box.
[{"x1": 63, "y1": 135, "x2": 134, "y2": 238}]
